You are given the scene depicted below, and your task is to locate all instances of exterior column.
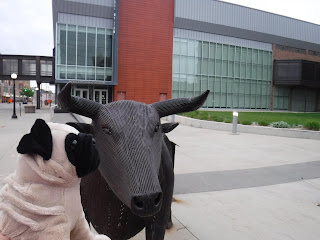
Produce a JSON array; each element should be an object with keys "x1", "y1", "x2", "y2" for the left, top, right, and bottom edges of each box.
[{"x1": 37, "y1": 82, "x2": 41, "y2": 109}]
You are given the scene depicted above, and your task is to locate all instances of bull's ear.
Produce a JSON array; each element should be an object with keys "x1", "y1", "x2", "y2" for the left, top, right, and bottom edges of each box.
[
  {"x1": 17, "y1": 119, "x2": 52, "y2": 160},
  {"x1": 66, "y1": 122, "x2": 93, "y2": 134},
  {"x1": 162, "y1": 122, "x2": 179, "y2": 133}
]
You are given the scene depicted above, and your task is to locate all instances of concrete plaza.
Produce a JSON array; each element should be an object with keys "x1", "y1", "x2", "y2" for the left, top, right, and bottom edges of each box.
[{"x1": 1, "y1": 103, "x2": 320, "y2": 240}]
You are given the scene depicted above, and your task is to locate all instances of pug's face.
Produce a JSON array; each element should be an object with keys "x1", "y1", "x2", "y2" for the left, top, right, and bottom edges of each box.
[{"x1": 17, "y1": 119, "x2": 100, "y2": 178}]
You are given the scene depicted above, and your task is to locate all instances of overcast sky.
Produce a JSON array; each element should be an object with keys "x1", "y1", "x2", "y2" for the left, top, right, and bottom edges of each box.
[
  {"x1": 0, "y1": 0, "x2": 319, "y2": 90},
  {"x1": 0, "y1": 0, "x2": 320, "y2": 57}
]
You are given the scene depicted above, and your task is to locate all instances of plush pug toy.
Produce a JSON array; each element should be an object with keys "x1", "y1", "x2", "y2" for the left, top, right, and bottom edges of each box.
[{"x1": 0, "y1": 119, "x2": 110, "y2": 240}]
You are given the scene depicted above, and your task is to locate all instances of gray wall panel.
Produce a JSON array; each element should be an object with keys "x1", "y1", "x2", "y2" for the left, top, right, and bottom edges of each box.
[
  {"x1": 174, "y1": 28, "x2": 272, "y2": 51},
  {"x1": 175, "y1": 18, "x2": 320, "y2": 52},
  {"x1": 52, "y1": 0, "x2": 114, "y2": 19},
  {"x1": 175, "y1": 0, "x2": 320, "y2": 46},
  {"x1": 58, "y1": 13, "x2": 114, "y2": 28},
  {"x1": 66, "y1": 0, "x2": 114, "y2": 7}
]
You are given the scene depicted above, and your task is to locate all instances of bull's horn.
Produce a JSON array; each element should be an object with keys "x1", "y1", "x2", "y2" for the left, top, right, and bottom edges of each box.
[
  {"x1": 151, "y1": 90, "x2": 210, "y2": 118},
  {"x1": 58, "y1": 83, "x2": 101, "y2": 118}
]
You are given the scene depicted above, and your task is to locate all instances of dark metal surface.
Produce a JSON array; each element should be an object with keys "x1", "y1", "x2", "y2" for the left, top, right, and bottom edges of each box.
[{"x1": 58, "y1": 83, "x2": 209, "y2": 239}]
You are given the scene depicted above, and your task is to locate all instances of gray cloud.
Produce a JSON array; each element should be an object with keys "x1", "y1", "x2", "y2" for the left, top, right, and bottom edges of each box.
[{"x1": 0, "y1": 0, "x2": 53, "y2": 56}]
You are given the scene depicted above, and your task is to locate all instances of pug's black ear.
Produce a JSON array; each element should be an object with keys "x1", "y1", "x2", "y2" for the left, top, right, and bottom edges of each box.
[
  {"x1": 162, "y1": 122, "x2": 179, "y2": 133},
  {"x1": 17, "y1": 119, "x2": 52, "y2": 160},
  {"x1": 66, "y1": 122, "x2": 93, "y2": 134}
]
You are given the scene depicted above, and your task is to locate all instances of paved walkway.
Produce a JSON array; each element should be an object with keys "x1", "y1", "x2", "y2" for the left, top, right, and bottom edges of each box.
[{"x1": 1, "y1": 103, "x2": 320, "y2": 240}]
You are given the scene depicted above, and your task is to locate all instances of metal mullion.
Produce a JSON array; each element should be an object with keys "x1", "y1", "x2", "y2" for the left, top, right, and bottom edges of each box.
[
  {"x1": 55, "y1": 22, "x2": 59, "y2": 79},
  {"x1": 221, "y1": 44, "x2": 223, "y2": 108},
  {"x1": 85, "y1": 26, "x2": 87, "y2": 80},
  {"x1": 261, "y1": 51, "x2": 264, "y2": 109},
  {"x1": 104, "y1": 29, "x2": 107, "y2": 82},
  {"x1": 233, "y1": 45, "x2": 236, "y2": 109},
  {"x1": 75, "y1": 25, "x2": 78, "y2": 80},
  {"x1": 95, "y1": 27, "x2": 97, "y2": 81},
  {"x1": 240, "y1": 47, "x2": 244, "y2": 108},
  {"x1": 66, "y1": 24, "x2": 68, "y2": 80},
  {"x1": 207, "y1": 42, "x2": 210, "y2": 108},
  {"x1": 214, "y1": 42, "x2": 217, "y2": 108}
]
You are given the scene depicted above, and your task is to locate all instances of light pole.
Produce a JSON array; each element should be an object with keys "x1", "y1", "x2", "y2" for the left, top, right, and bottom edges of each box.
[{"x1": 11, "y1": 73, "x2": 18, "y2": 119}]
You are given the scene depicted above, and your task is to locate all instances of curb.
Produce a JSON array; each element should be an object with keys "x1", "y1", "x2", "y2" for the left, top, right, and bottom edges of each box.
[{"x1": 165, "y1": 115, "x2": 320, "y2": 140}]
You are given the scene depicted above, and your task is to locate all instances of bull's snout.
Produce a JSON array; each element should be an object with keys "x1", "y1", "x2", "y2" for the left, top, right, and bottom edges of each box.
[{"x1": 131, "y1": 191, "x2": 162, "y2": 216}]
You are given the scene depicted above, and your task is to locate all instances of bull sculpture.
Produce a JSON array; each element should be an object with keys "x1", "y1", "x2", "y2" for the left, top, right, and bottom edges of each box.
[{"x1": 58, "y1": 83, "x2": 209, "y2": 240}]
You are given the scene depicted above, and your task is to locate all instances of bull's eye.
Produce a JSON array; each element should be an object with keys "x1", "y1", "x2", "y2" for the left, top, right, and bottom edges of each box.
[
  {"x1": 71, "y1": 139, "x2": 77, "y2": 150},
  {"x1": 154, "y1": 123, "x2": 160, "y2": 133},
  {"x1": 103, "y1": 128, "x2": 112, "y2": 135}
]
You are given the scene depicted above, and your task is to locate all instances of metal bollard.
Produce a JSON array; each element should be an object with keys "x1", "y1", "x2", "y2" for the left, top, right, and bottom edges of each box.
[
  {"x1": 19, "y1": 103, "x2": 21, "y2": 116},
  {"x1": 171, "y1": 114, "x2": 175, "y2": 123},
  {"x1": 232, "y1": 111, "x2": 238, "y2": 134}
]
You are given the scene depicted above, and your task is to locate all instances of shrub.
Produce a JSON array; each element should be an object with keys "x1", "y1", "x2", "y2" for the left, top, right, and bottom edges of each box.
[
  {"x1": 271, "y1": 121, "x2": 290, "y2": 128},
  {"x1": 241, "y1": 120, "x2": 252, "y2": 125},
  {"x1": 258, "y1": 121, "x2": 269, "y2": 126},
  {"x1": 304, "y1": 121, "x2": 320, "y2": 131},
  {"x1": 224, "y1": 119, "x2": 232, "y2": 123}
]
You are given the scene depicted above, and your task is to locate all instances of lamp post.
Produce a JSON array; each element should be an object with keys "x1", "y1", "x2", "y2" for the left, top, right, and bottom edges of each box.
[{"x1": 11, "y1": 73, "x2": 17, "y2": 119}]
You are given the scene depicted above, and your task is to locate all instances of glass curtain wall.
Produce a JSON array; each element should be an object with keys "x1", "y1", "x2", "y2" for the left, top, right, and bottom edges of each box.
[
  {"x1": 173, "y1": 38, "x2": 273, "y2": 109},
  {"x1": 56, "y1": 23, "x2": 113, "y2": 81}
]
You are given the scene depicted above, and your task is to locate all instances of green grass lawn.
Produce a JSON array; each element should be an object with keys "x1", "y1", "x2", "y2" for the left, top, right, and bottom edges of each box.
[{"x1": 179, "y1": 111, "x2": 320, "y2": 129}]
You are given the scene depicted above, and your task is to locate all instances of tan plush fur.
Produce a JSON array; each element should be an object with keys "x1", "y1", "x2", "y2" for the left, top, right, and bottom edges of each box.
[{"x1": 0, "y1": 122, "x2": 110, "y2": 240}]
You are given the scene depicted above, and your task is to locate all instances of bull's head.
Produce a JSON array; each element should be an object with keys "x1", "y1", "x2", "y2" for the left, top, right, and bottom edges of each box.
[{"x1": 58, "y1": 83, "x2": 209, "y2": 217}]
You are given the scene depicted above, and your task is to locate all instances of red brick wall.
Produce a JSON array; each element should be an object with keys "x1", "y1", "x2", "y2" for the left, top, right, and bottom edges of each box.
[
  {"x1": 115, "y1": 0, "x2": 174, "y2": 103},
  {"x1": 273, "y1": 44, "x2": 320, "y2": 63}
]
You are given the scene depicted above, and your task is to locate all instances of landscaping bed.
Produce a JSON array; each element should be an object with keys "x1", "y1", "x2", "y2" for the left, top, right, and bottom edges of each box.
[{"x1": 179, "y1": 111, "x2": 320, "y2": 131}]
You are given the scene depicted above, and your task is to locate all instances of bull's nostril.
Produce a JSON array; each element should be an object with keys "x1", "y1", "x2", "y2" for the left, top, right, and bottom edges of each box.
[
  {"x1": 92, "y1": 138, "x2": 96, "y2": 144},
  {"x1": 154, "y1": 193, "x2": 162, "y2": 207},
  {"x1": 133, "y1": 197, "x2": 144, "y2": 209}
]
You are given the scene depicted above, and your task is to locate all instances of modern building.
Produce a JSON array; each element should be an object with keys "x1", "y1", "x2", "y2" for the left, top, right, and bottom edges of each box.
[
  {"x1": 52, "y1": 0, "x2": 320, "y2": 111},
  {"x1": 0, "y1": 55, "x2": 53, "y2": 105}
]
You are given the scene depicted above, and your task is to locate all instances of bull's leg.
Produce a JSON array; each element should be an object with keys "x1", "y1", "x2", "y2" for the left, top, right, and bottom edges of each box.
[
  {"x1": 145, "y1": 224, "x2": 166, "y2": 240},
  {"x1": 166, "y1": 209, "x2": 173, "y2": 229}
]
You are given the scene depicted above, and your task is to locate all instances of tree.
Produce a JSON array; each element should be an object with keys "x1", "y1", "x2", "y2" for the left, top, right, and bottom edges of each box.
[{"x1": 20, "y1": 88, "x2": 34, "y2": 98}]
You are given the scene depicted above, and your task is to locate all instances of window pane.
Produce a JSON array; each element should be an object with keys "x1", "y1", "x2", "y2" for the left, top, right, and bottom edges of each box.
[
  {"x1": 188, "y1": 40, "x2": 195, "y2": 56},
  {"x1": 67, "y1": 66, "x2": 76, "y2": 79},
  {"x1": 58, "y1": 24, "x2": 66, "y2": 64},
  {"x1": 77, "y1": 26, "x2": 86, "y2": 66},
  {"x1": 106, "y1": 35, "x2": 112, "y2": 67},
  {"x1": 96, "y1": 67, "x2": 104, "y2": 80},
  {"x1": 203, "y1": 42, "x2": 209, "y2": 58},
  {"x1": 181, "y1": 39, "x2": 187, "y2": 56},
  {"x1": 87, "y1": 27, "x2": 96, "y2": 66},
  {"x1": 67, "y1": 25, "x2": 76, "y2": 65},
  {"x1": 41, "y1": 60, "x2": 52, "y2": 76},
  {"x1": 77, "y1": 66, "x2": 86, "y2": 80},
  {"x1": 3, "y1": 59, "x2": 18, "y2": 75},
  {"x1": 22, "y1": 60, "x2": 36, "y2": 75},
  {"x1": 96, "y1": 28, "x2": 106, "y2": 67}
]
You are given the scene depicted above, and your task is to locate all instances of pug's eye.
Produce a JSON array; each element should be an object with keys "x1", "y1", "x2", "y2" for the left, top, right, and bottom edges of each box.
[
  {"x1": 154, "y1": 123, "x2": 160, "y2": 133},
  {"x1": 71, "y1": 139, "x2": 77, "y2": 150}
]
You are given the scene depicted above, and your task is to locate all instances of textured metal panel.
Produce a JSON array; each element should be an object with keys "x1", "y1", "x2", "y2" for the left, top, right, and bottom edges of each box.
[
  {"x1": 53, "y1": 0, "x2": 114, "y2": 19},
  {"x1": 58, "y1": 13, "x2": 114, "y2": 28},
  {"x1": 174, "y1": 28, "x2": 272, "y2": 51},
  {"x1": 66, "y1": 0, "x2": 114, "y2": 7},
  {"x1": 175, "y1": 17, "x2": 320, "y2": 52},
  {"x1": 175, "y1": 0, "x2": 320, "y2": 48}
]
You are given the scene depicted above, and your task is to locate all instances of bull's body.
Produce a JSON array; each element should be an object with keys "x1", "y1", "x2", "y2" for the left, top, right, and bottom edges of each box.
[{"x1": 58, "y1": 83, "x2": 209, "y2": 240}]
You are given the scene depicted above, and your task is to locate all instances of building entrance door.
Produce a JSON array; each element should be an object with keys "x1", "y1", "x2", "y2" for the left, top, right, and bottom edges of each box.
[
  {"x1": 94, "y1": 90, "x2": 107, "y2": 104},
  {"x1": 74, "y1": 89, "x2": 89, "y2": 99}
]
